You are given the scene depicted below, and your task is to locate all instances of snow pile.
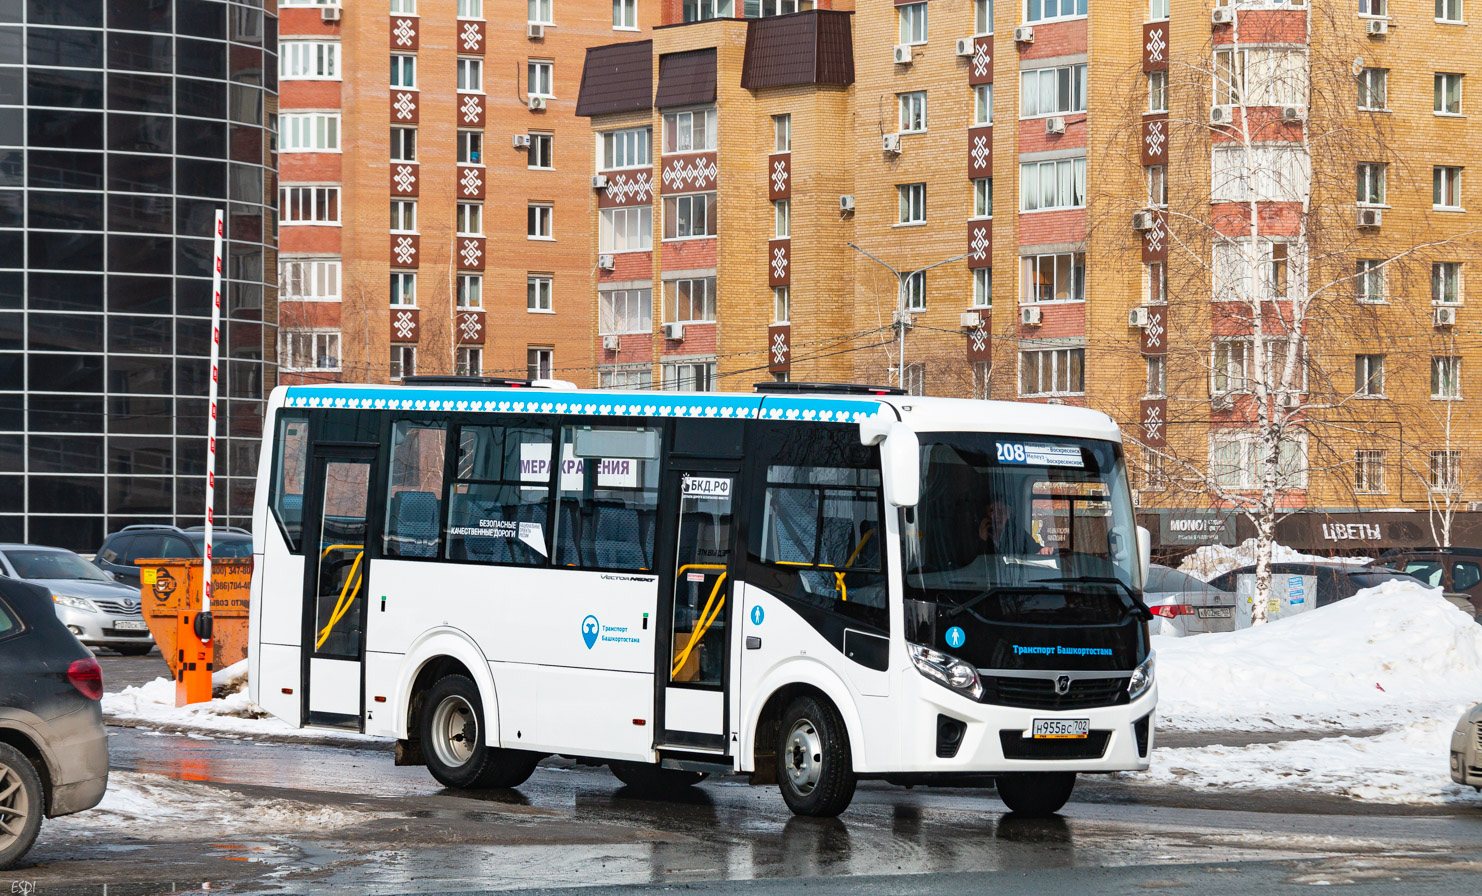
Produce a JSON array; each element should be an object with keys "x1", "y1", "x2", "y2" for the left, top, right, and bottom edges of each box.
[
  {"x1": 1178, "y1": 537, "x2": 1369, "y2": 582},
  {"x1": 1155, "y1": 581, "x2": 1482, "y2": 731}
]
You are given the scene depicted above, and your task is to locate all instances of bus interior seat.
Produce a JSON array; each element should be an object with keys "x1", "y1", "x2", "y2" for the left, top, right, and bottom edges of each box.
[
  {"x1": 769, "y1": 488, "x2": 817, "y2": 565},
  {"x1": 595, "y1": 504, "x2": 647, "y2": 569},
  {"x1": 389, "y1": 490, "x2": 440, "y2": 557}
]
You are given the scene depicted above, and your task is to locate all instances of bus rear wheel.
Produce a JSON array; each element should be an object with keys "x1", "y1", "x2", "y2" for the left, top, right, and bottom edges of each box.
[
  {"x1": 994, "y1": 772, "x2": 1076, "y2": 817},
  {"x1": 775, "y1": 695, "x2": 856, "y2": 817},
  {"x1": 608, "y1": 761, "x2": 707, "y2": 795},
  {"x1": 420, "y1": 674, "x2": 540, "y2": 790}
]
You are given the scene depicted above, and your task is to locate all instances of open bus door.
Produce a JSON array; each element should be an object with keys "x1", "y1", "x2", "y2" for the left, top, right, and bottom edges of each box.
[{"x1": 299, "y1": 446, "x2": 377, "y2": 729}]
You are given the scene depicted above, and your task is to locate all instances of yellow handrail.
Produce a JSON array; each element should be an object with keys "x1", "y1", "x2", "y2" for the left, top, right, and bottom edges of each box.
[
  {"x1": 315, "y1": 548, "x2": 365, "y2": 650},
  {"x1": 671, "y1": 572, "x2": 727, "y2": 679}
]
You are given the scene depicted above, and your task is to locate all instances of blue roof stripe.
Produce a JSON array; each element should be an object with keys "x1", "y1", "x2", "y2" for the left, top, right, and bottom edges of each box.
[{"x1": 282, "y1": 386, "x2": 884, "y2": 424}]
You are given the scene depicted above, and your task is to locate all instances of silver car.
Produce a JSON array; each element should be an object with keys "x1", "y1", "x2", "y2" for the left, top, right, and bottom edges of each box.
[
  {"x1": 0, "y1": 544, "x2": 155, "y2": 656},
  {"x1": 1452, "y1": 703, "x2": 1482, "y2": 792},
  {"x1": 1144, "y1": 564, "x2": 1238, "y2": 636}
]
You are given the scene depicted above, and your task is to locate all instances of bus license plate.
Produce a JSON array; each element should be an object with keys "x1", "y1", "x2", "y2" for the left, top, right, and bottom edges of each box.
[
  {"x1": 1197, "y1": 607, "x2": 1233, "y2": 619},
  {"x1": 114, "y1": 620, "x2": 148, "y2": 631},
  {"x1": 1032, "y1": 719, "x2": 1089, "y2": 739}
]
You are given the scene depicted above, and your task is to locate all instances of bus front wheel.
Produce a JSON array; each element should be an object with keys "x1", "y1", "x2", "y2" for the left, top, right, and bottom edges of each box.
[
  {"x1": 775, "y1": 695, "x2": 856, "y2": 817},
  {"x1": 420, "y1": 674, "x2": 540, "y2": 790},
  {"x1": 994, "y1": 772, "x2": 1076, "y2": 817}
]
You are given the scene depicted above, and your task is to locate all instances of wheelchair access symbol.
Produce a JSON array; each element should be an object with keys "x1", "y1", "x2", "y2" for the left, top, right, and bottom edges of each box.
[
  {"x1": 581, "y1": 614, "x2": 600, "y2": 649},
  {"x1": 750, "y1": 605, "x2": 764, "y2": 626},
  {"x1": 945, "y1": 626, "x2": 966, "y2": 649}
]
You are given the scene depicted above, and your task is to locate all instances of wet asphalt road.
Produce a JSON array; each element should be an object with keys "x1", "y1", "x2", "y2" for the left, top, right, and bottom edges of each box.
[{"x1": 8, "y1": 658, "x2": 1480, "y2": 894}]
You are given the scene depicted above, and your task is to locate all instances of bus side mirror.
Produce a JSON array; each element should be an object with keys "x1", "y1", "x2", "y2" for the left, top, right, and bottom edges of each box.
[
  {"x1": 860, "y1": 418, "x2": 919, "y2": 508},
  {"x1": 1136, "y1": 525, "x2": 1151, "y2": 586}
]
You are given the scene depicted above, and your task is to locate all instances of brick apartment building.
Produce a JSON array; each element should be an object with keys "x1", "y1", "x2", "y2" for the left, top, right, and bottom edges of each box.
[
  {"x1": 276, "y1": 0, "x2": 654, "y2": 389},
  {"x1": 577, "y1": 0, "x2": 1482, "y2": 535}
]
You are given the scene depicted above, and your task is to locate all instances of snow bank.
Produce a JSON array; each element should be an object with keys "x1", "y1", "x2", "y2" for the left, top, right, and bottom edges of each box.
[
  {"x1": 1155, "y1": 581, "x2": 1482, "y2": 732},
  {"x1": 103, "y1": 674, "x2": 384, "y2": 743},
  {"x1": 1178, "y1": 537, "x2": 1369, "y2": 582}
]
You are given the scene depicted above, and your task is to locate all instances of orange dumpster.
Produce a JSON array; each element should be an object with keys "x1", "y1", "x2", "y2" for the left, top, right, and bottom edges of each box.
[{"x1": 138, "y1": 558, "x2": 253, "y2": 682}]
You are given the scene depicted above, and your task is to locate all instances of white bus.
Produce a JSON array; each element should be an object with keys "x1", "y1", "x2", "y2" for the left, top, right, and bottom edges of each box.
[{"x1": 248, "y1": 378, "x2": 1156, "y2": 817}]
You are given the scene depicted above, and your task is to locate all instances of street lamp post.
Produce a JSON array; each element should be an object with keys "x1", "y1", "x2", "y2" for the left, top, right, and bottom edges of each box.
[{"x1": 847, "y1": 243, "x2": 971, "y2": 390}]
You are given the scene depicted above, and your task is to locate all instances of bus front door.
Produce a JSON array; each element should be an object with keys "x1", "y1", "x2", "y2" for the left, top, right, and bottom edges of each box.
[
  {"x1": 657, "y1": 466, "x2": 739, "y2": 753},
  {"x1": 300, "y1": 448, "x2": 376, "y2": 729}
]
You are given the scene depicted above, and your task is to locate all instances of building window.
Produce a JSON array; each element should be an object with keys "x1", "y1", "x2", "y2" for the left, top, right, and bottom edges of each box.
[
  {"x1": 1432, "y1": 356, "x2": 1462, "y2": 399},
  {"x1": 457, "y1": 58, "x2": 484, "y2": 92},
  {"x1": 390, "y1": 0, "x2": 417, "y2": 12},
  {"x1": 458, "y1": 130, "x2": 483, "y2": 163},
  {"x1": 528, "y1": 203, "x2": 553, "y2": 239},
  {"x1": 391, "y1": 345, "x2": 417, "y2": 381},
  {"x1": 664, "y1": 360, "x2": 715, "y2": 392},
  {"x1": 1211, "y1": 146, "x2": 1309, "y2": 203},
  {"x1": 1149, "y1": 0, "x2": 1168, "y2": 20},
  {"x1": 282, "y1": 331, "x2": 341, "y2": 371},
  {"x1": 1358, "y1": 67, "x2": 1388, "y2": 110},
  {"x1": 973, "y1": 178, "x2": 993, "y2": 218},
  {"x1": 390, "y1": 199, "x2": 417, "y2": 233},
  {"x1": 1212, "y1": 340, "x2": 1249, "y2": 395},
  {"x1": 683, "y1": 0, "x2": 734, "y2": 22},
  {"x1": 527, "y1": 275, "x2": 553, "y2": 312},
  {"x1": 774, "y1": 199, "x2": 790, "y2": 238},
  {"x1": 529, "y1": 0, "x2": 553, "y2": 24},
  {"x1": 899, "y1": 92, "x2": 928, "y2": 133},
  {"x1": 1355, "y1": 353, "x2": 1385, "y2": 396},
  {"x1": 528, "y1": 347, "x2": 554, "y2": 381},
  {"x1": 974, "y1": 84, "x2": 993, "y2": 125},
  {"x1": 898, "y1": 183, "x2": 926, "y2": 224},
  {"x1": 281, "y1": 113, "x2": 340, "y2": 152},
  {"x1": 1214, "y1": 48, "x2": 1306, "y2": 106},
  {"x1": 1268, "y1": 243, "x2": 1290, "y2": 299},
  {"x1": 600, "y1": 365, "x2": 653, "y2": 389},
  {"x1": 602, "y1": 126, "x2": 651, "y2": 169},
  {"x1": 901, "y1": 363, "x2": 925, "y2": 396},
  {"x1": 391, "y1": 54, "x2": 416, "y2": 89},
  {"x1": 899, "y1": 2, "x2": 928, "y2": 44},
  {"x1": 902, "y1": 270, "x2": 926, "y2": 311},
  {"x1": 280, "y1": 186, "x2": 341, "y2": 224},
  {"x1": 390, "y1": 272, "x2": 417, "y2": 306},
  {"x1": 1148, "y1": 71, "x2": 1167, "y2": 114},
  {"x1": 1026, "y1": 0, "x2": 1086, "y2": 23},
  {"x1": 599, "y1": 206, "x2": 652, "y2": 252},
  {"x1": 1435, "y1": 73, "x2": 1463, "y2": 114},
  {"x1": 663, "y1": 109, "x2": 717, "y2": 153},
  {"x1": 757, "y1": 0, "x2": 803, "y2": 16},
  {"x1": 1437, "y1": 0, "x2": 1463, "y2": 23},
  {"x1": 529, "y1": 132, "x2": 554, "y2": 169},
  {"x1": 662, "y1": 193, "x2": 716, "y2": 239},
  {"x1": 774, "y1": 114, "x2": 791, "y2": 152},
  {"x1": 1211, "y1": 430, "x2": 1307, "y2": 490},
  {"x1": 458, "y1": 274, "x2": 483, "y2": 309},
  {"x1": 391, "y1": 126, "x2": 417, "y2": 162},
  {"x1": 1357, "y1": 162, "x2": 1386, "y2": 205},
  {"x1": 458, "y1": 202, "x2": 483, "y2": 236},
  {"x1": 1434, "y1": 262, "x2": 1462, "y2": 304},
  {"x1": 665, "y1": 277, "x2": 717, "y2": 323},
  {"x1": 1147, "y1": 165, "x2": 1167, "y2": 207},
  {"x1": 774, "y1": 285, "x2": 790, "y2": 322},
  {"x1": 1356, "y1": 259, "x2": 1386, "y2": 303},
  {"x1": 528, "y1": 60, "x2": 554, "y2": 98},
  {"x1": 614, "y1": 0, "x2": 638, "y2": 28},
  {"x1": 281, "y1": 258, "x2": 341, "y2": 301},
  {"x1": 456, "y1": 347, "x2": 483, "y2": 377},
  {"x1": 1020, "y1": 347, "x2": 1085, "y2": 396},
  {"x1": 973, "y1": 268, "x2": 992, "y2": 308},
  {"x1": 1019, "y1": 158, "x2": 1086, "y2": 211},
  {"x1": 1020, "y1": 252, "x2": 1085, "y2": 304},
  {"x1": 279, "y1": 41, "x2": 340, "y2": 80},
  {"x1": 1020, "y1": 64, "x2": 1088, "y2": 118},
  {"x1": 1359, "y1": 0, "x2": 1387, "y2": 16},
  {"x1": 976, "y1": 0, "x2": 995, "y2": 34},
  {"x1": 459, "y1": 0, "x2": 483, "y2": 14},
  {"x1": 600, "y1": 287, "x2": 653, "y2": 334},
  {"x1": 1145, "y1": 261, "x2": 1166, "y2": 304},
  {"x1": 1430, "y1": 450, "x2": 1461, "y2": 492},
  {"x1": 1141, "y1": 451, "x2": 1168, "y2": 492},
  {"x1": 1434, "y1": 166, "x2": 1463, "y2": 210},
  {"x1": 1354, "y1": 449, "x2": 1385, "y2": 493},
  {"x1": 1146, "y1": 355, "x2": 1166, "y2": 397}
]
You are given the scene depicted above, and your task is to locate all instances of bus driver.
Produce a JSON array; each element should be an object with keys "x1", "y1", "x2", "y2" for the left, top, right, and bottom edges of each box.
[{"x1": 977, "y1": 493, "x2": 1039, "y2": 556}]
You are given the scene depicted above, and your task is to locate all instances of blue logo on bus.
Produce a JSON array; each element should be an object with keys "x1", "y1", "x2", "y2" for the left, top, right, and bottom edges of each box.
[
  {"x1": 750, "y1": 605, "x2": 764, "y2": 626},
  {"x1": 581, "y1": 615, "x2": 600, "y2": 649},
  {"x1": 945, "y1": 626, "x2": 966, "y2": 649}
]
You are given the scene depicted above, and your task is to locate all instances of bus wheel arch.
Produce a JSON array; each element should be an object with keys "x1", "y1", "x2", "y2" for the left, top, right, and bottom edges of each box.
[
  {"x1": 417, "y1": 673, "x2": 541, "y2": 790},
  {"x1": 747, "y1": 675, "x2": 862, "y2": 783},
  {"x1": 396, "y1": 629, "x2": 500, "y2": 745}
]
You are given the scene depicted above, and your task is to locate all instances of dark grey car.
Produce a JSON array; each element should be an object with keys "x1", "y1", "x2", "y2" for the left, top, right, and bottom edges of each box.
[{"x1": 0, "y1": 577, "x2": 109, "y2": 870}]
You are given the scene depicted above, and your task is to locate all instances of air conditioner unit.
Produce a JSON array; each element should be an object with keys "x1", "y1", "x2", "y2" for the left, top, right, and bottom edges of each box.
[
  {"x1": 1365, "y1": 19, "x2": 1388, "y2": 36},
  {"x1": 1211, "y1": 6, "x2": 1235, "y2": 25},
  {"x1": 894, "y1": 44, "x2": 913, "y2": 65},
  {"x1": 892, "y1": 310, "x2": 914, "y2": 327},
  {"x1": 321, "y1": 6, "x2": 342, "y2": 23},
  {"x1": 591, "y1": 174, "x2": 609, "y2": 189},
  {"x1": 527, "y1": 23, "x2": 545, "y2": 39},
  {"x1": 664, "y1": 322, "x2": 685, "y2": 341},
  {"x1": 960, "y1": 311, "x2": 983, "y2": 328},
  {"x1": 1357, "y1": 207, "x2": 1382, "y2": 228},
  {"x1": 1014, "y1": 25, "x2": 1034, "y2": 43},
  {"x1": 1280, "y1": 105, "x2": 1306, "y2": 122},
  {"x1": 601, "y1": 334, "x2": 620, "y2": 351},
  {"x1": 1277, "y1": 392, "x2": 1301, "y2": 409},
  {"x1": 597, "y1": 254, "x2": 615, "y2": 271},
  {"x1": 956, "y1": 37, "x2": 975, "y2": 57},
  {"x1": 839, "y1": 194, "x2": 855, "y2": 212},
  {"x1": 1210, "y1": 104, "x2": 1234, "y2": 125},
  {"x1": 1435, "y1": 306, "x2": 1457, "y2": 328},
  {"x1": 1211, "y1": 393, "x2": 1234, "y2": 410},
  {"x1": 1045, "y1": 116, "x2": 1067, "y2": 135},
  {"x1": 882, "y1": 133, "x2": 902, "y2": 154},
  {"x1": 1132, "y1": 210, "x2": 1155, "y2": 231},
  {"x1": 1128, "y1": 307, "x2": 1151, "y2": 328},
  {"x1": 1020, "y1": 306, "x2": 1042, "y2": 326},
  {"x1": 512, "y1": 134, "x2": 531, "y2": 149},
  {"x1": 528, "y1": 96, "x2": 547, "y2": 112}
]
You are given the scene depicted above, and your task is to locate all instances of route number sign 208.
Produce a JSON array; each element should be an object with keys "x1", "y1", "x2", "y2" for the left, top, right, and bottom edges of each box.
[{"x1": 995, "y1": 442, "x2": 1027, "y2": 464}]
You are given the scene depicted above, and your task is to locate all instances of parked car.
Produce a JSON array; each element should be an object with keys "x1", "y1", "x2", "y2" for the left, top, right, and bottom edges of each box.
[
  {"x1": 0, "y1": 545, "x2": 155, "y2": 656},
  {"x1": 93, "y1": 525, "x2": 252, "y2": 588},
  {"x1": 0, "y1": 576, "x2": 109, "y2": 870},
  {"x1": 1451, "y1": 702, "x2": 1482, "y2": 792},
  {"x1": 1375, "y1": 547, "x2": 1482, "y2": 619},
  {"x1": 1144, "y1": 564, "x2": 1238, "y2": 636},
  {"x1": 1207, "y1": 561, "x2": 1428, "y2": 610}
]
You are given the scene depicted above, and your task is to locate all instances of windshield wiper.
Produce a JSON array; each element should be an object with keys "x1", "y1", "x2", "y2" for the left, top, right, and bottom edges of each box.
[{"x1": 1030, "y1": 576, "x2": 1155, "y2": 622}]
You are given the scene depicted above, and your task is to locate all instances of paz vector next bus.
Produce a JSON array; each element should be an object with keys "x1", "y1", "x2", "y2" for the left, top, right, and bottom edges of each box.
[{"x1": 247, "y1": 378, "x2": 1157, "y2": 817}]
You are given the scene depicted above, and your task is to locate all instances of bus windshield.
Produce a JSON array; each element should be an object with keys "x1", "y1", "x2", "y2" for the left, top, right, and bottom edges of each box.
[{"x1": 901, "y1": 433, "x2": 1141, "y2": 626}]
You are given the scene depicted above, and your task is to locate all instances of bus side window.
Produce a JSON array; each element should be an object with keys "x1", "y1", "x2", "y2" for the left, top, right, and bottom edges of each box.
[
  {"x1": 270, "y1": 415, "x2": 309, "y2": 553},
  {"x1": 444, "y1": 422, "x2": 553, "y2": 566},
  {"x1": 553, "y1": 425, "x2": 661, "y2": 571},
  {"x1": 383, "y1": 421, "x2": 447, "y2": 559}
]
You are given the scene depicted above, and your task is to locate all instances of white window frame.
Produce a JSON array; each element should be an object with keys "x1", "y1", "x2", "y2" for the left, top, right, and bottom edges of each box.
[
  {"x1": 663, "y1": 360, "x2": 715, "y2": 392},
  {"x1": 614, "y1": 0, "x2": 639, "y2": 29},
  {"x1": 1145, "y1": 261, "x2": 1167, "y2": 304},
  {"x1": 1358, "y1": 0, "x2": 1387, "y2": 17},
  {"x1": 280, "y1": 258, "x2": 341, "y2": 301},
  {"x1": 662, "y1": 193, "x2": 716, "y2": 240},
  {"x1": 1149, "y1": 0, "x2": 1168, "y2": 20},
  {"x1": 458, "y1": 130, "x2": 483, "y2": 164},
  {"x1": 903, "y1": 271, "x2": 926, "y2": 311},
  {"x1": 390, "y1": 0, "x2": 417, "y2": 13},
  {"x1": 1357, "y1": 162, "x2": 1386, "y2": 205},
  {"x1": 1434, "y1": 166, "x2": 1464, "y2": 210},
  {"x1": 391, "y1": 54, "x2": 417, "y2": 90},
  {"x1": 665, "y1": 277, "x2": 717, "y2": 323},
  {"x1": 683, "y1": 0, "x2": 734, "y2": 22},
  {"x1": 457, "y1": 58, "x2": 484, "y2": 93},
  {"x1": 1429, "y1": 449, "x2": 1462, "y2": 492},
  {"x1": 391, "y1": 345, "x2": 417, "y2": 382},
  {"x1": 600, "y1": 287, "x2": 653, "y2": 334},
  {"x1": 1435, "y1": 72, "x2": 1463, "y2": 115},
  {"x1": 1019, "y1": 346, "x2": 1085, "y2": 396},
  {"x1": 1147, "y1": 164, "x2": 1167, "y2": 207},
  {"x1": 1019, "y1": 157, "x2": 1087, "y2": 212},
  {"x1": 390, "y1": 271, "x2": 417, "y2": 307},
  {"x1": 457, "y1": 273, "x2": 483, "y2": 309},
  {"x1": 1020, "y1": 252, "x2": 1085, "y2": 304},
  {"x1": 1358, "y1": 67, "x2": 1388, "y2": 110},
  {"x1": 773, "y1": 285, "x2": 790, "y2": 323},
  {"x1": 391, "y1": 126, "x2": 417, "y2": 162},
  {"x1": 457, "y1": 202, "x2": 483, "y2": 236},
  {"x1": 1433, "y1": 356, "x2": 1463, "y2": 399},
  {"x1": 663, "y1": 109, "x2": 717, "y2": 153},
  {"x1": 976, "y1": 0, "x2": 995, "y2": 34},
  {"x1": 529, "y1": 132, "x2": 554, "y2": 170},
  {"x1": 1214, "y1": 48, "x2": 1307, "y2": 107},
  {"x1": 972, "y1": 267, "x2": 992, "y2": 308},
  {"x1": 1146, "y1": 354, "x2": 1166, "y2": 397},
  {"x1": 1355, "y1": 353, "x2": 1385, "y2": 397},
  {"x1": 899, "y1": 2, "x2": 928, "y2": 45},
  {"x1": 529, "y1": 0, "x2": 554, "y2": 25},
  {"x1": 1354, "y1": 449, "x2": 1385, "y2": 494},
  {"x1": 974, "y1": 84, "x2": 993, "y2": 125},
  {"x1": 1436, "y1": 0, "x2": 1464, "y2": 23},
  {"x1": 774, "y1": 114, "x2": 791, "y2": 152},
  {"x1": 528, "y1": 203, "x2": 554, "y2": 240},
  {"x1": 527, "y1": 274, "x2": 553, "y2": 312},
  {"x1": 898, "y1": 183, "x2": 926, "y2": 225},
  {"x1": 390, "y1": 199, "x2": 417, "y2": 234},
  {"x1": 599, "y1": 206, "x2": 653, "y2": 253},
  {"x1": 1025, "y1": 0, "x2": 1087, "y2": 24},
  {"x1": 279, "y1": 41, "x2": 340, "y2": 81},
  {"x1": 527, "y1": 347, "x2": 554, "y2": 381},
  {"x1": 973, "y1": 178, "x2": 993, "y2": 219},
  {"x1": 456, "y1": 346, "x2": 483, "y2": 378},
  {"x1": 458, "y1": 0, "x2": 484, "y2": 17},
  {"x1": 1433, "y1": 261, "x2": 1463, "y2": 304},
  {"x1": 282, "y1": 330, "x2": 342, "y2": 372},
  {"x1": 774, "y1": 199, "x2": 790, "y2": 238},
  {"x1": 899, "y1": 92, "x2": 928, "y2": 133},
  {"x1": 601, "y1": 126, "x2": 651, "y2": 170},
  {"x1": 280, "y1": 113, "x2": 340, "y2": 152},
  {"x1": 528, "y1": 60, "x2": 555, "y2": 99},
  {"x1": 1020, "y1": 64, "x2": 1088, "y2": 118},
  {"x1": 1148, "y1": 70, "x2": 1168, "y2": 114},
  {"x1": 600, "y1": 365, "x2": 653, "y2": 389},
  {"x1": 1211, "y1": 145, "x2": 1310, "y2": 203},
  {"x1": 1356, "y1": 259, "x2": 1387, "y2": 303},
  {"x1": 280, "y1": 186, "x2": 341, "y2": 225},
  {"x1": 1210, "y1": 430, "x2": 1308, "y2": 491}
]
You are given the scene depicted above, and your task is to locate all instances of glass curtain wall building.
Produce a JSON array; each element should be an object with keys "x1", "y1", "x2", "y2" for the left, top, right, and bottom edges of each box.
[{"x1": 0, "y1": 0, "x2": 277, "y2": 550}]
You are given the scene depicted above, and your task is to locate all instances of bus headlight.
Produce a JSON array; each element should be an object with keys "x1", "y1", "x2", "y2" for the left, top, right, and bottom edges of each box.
[
  {"x1": 1127, "y1": 653, "x2": 1155, "y2": 701},
  {"x1": 908, "y1": 643, "x2": 984, "y2": 701}
]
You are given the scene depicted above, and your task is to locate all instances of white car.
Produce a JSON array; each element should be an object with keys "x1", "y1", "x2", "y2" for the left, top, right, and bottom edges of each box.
[
  {"x1": 0, "y1": 544, "x2": 155, "y2": 656},
  {"x1": 1144, "y1": 564, "x2": 1237, "y2": 636},
  {"x1": 1452, "y1": 703, "x2": 1482, "y2": 791}
]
